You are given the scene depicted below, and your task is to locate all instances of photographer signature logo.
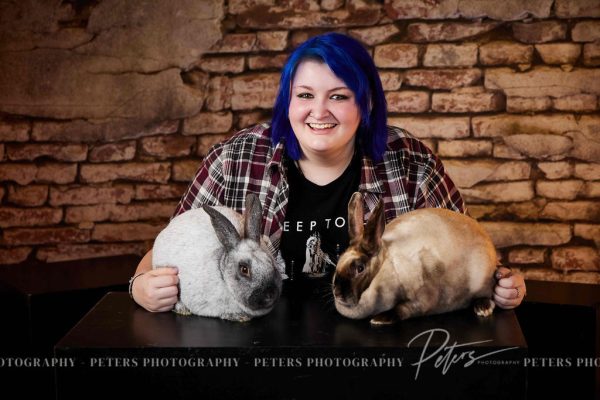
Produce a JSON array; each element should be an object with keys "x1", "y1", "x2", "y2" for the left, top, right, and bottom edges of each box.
[{"x1": 408, "y1": 328, "x2": 519, "y2": 380}]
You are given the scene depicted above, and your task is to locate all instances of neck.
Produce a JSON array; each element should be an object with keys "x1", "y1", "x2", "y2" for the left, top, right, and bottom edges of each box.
[{"x1": 296, "y1": 145, "x2": 355, "y2": 186}]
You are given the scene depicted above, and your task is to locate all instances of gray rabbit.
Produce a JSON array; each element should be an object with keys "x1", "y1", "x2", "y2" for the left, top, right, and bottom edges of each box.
[{"x1": 152, "y1": 193, "x2": 283, "y2": 322}]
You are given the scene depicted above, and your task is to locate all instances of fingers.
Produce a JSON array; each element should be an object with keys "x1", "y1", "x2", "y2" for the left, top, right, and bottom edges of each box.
[
  {"x1": 495, "y1": 266, "x2": 512, "y2": 280},
  {"x1": 493, "y1": 270, "x2": 527, "y2": 310},
  {"x1": 134, "y1": 267, "x2": 180, "y2": 312},
  {"x1": 148, "y1": 269, "x2": 179, "y2": 289}
]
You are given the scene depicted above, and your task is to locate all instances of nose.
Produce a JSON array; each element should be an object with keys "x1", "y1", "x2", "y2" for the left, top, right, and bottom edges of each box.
[{"x1": 309, "y1": 97, "x2": 330, "y2": 120}]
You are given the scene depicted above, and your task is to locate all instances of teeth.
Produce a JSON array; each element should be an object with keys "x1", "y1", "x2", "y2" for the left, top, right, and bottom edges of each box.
[{"x1": 308, "y1": 123, "x2": 336, "y2": 129}]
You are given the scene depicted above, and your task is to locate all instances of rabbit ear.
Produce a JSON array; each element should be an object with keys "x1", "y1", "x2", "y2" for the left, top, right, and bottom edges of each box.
[
  {"x1": 348, "y1": 192, "x2": 365, "y2": 242},
  {"x1": 243, "y1": 193, "x2": 262, "y2": 243},
  {"x1": 203, "y1": 205, "x2": 241, "y2": 251},
  {"x1": 361, "y1": 198, "x2": 385, "y2": 255}
]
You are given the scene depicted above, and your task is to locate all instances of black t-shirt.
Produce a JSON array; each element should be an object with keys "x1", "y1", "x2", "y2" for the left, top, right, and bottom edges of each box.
[{"x1": 279, "y1": 152, "x2": 361, "y2": 283}]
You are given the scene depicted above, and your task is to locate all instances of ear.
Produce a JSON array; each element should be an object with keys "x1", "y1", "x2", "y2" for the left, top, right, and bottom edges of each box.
[
  {"x1": 347, "y1": 192, "x2": 364, "y2": 242},
  {"x1": 203, "y1": 205, "x2": 241, "y2": 251},
  {"x1": 361, "y1": 198, "x2": 385, "y2": 255},
  {"x1": 243, "y1": 193, "x2": 262, "y2": 243}
]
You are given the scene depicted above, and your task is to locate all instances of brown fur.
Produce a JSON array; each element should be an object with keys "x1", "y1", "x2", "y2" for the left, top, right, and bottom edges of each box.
[{"x1": 332, "y1": 192, "x2": 497, "y2": 325}]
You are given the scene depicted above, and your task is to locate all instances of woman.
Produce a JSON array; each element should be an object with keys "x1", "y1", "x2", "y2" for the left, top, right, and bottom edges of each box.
[{"x1": 131, "y1": 32, "x2": 526, "y2": 313}]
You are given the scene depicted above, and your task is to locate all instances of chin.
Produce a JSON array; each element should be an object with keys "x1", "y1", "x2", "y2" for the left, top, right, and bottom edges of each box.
[{"x1": 334, "y1": 298, "x2": 363, "y2": 319}]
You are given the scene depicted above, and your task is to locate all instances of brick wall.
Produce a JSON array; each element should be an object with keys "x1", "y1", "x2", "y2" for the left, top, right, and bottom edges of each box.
[{"x1": 0, "y1": 0, "x2": 598, "y2": 284}]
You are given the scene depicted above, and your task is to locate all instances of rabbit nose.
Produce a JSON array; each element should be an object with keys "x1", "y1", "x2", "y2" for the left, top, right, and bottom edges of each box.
[{"x1": 249, "y1": 284, "x2": 279, "y2": 310}]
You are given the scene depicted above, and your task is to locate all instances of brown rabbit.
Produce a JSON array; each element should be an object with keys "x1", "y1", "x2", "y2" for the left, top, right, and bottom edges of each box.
[{"x1": 332, "y1": 192, "x2": 497, "y2": 325}]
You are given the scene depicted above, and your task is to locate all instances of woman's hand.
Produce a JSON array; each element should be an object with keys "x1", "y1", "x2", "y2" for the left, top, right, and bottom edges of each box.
[
  {"x1": 493, "y1": 266, "x2": 526, "y2": 310},
  {"x1": 132, "y1": 267, "x2": 179, "y2": 312}
]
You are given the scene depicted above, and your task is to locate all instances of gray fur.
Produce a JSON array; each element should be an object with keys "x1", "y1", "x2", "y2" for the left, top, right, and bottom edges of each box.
[{"x1": 152, "y1": 193, "x2": 283, "y2": 322}]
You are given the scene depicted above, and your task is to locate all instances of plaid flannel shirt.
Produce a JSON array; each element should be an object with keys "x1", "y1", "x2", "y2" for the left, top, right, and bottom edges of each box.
[{"x1": 172, "y1": 123, "x2": 466, "y2": 255}]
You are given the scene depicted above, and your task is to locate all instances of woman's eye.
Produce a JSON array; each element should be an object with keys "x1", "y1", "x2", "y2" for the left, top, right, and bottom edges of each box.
[
  {"x1": 297, "y1": 92, "x2": 313, "y2": 99},
  {"x1": 331, "y1": 94, "x2": 349, "y2": 100}
]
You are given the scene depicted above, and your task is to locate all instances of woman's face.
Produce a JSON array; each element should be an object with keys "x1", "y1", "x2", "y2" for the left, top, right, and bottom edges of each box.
[{"x1": 289, "y1": 59, "x2": 361, "y2": 160}]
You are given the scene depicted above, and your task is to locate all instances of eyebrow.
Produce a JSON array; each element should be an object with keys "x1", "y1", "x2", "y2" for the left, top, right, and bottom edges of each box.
[{"x1": 293, "y1": 85, "x2": 350, "y2": 92}]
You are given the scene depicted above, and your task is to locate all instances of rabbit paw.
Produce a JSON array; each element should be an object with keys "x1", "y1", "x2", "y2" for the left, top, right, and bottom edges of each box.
[
  {"x1": 369, "y1": 310, "x2": 398, "y2": 325},
  {"x1": 473, "y1": 298, "x2": 495, "y2": 317},
  {"x1": 173, "y1": 302, "x2": 192, "y2": 316}
]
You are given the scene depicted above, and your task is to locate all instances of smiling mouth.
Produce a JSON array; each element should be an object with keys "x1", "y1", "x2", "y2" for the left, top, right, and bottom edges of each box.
[{"x1": 307, "y1": 122, "x2": 337, "y2": 130}]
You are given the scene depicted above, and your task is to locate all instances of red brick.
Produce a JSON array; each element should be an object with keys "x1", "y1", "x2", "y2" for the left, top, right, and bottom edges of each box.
[
  {"x1": 0, "y1": 164, "x2": 38, "y2": 185},
  {"x1": 7, "y1": 185, "x2": 49, "y2": 207},
  {"x1": 206, "y1": 76, "x2": 232, "y2": 112},
  {"x1": 572, "y1": 21, "x2": 600, "y2": 42},
  {"x1": 555, "y1": 0, "x2": 600, "y2": 18},
  {"x1": 236, "y1": 112, "x2": 269, "y2": 130},
  {"x1": 49, "y1": 185, "x2": 134, "y2": 206},
  {"x1": 403, "y1": 69, "x2": 482, "y2": 90},
  {"x1": 541, "y1": 201, "x2": 600, "y2": 221},
  {"x1": 80, "y1": 163, "x2": 171, "y2": 184},
  {"x1": 583, "y1": 42, "x2": 600, "y2": 66},
  {"x1": 423, "y1": 44, "x2": 478, "y2": 67},
  {"x1": 6, "y1": 143, "x2": 87, "y2": 162},
  {"x1": 437, "y1": 140, "x2": 492, "y2": 157},
  {"x1": 506, "y1": 97, "x2": 552, "y2": 113},
  {"x1": 432, "y1": 89, "x2": 504, "y2": 113},
  {"x1": 551, "y1": 246, "x2": 600, "y2": 272},
  {"x1": 140, "y1": 135, "x2": 196, "y2": 159},
  {"x1": 320, "y1": 0, "x2": 343, "y2": 11},
  {"x1": 89, "y1": 141, "x2": 136, "y2": 162},
  {"x1": 32, "y1": 119, "x2": 178, "y2": 142},
  {"x1": 2, "y1": 227, "x2": 90, "y2": 245},
  {"x1": 36, "y1": 163, "x2": 78, "y2": 184},
  {"x1": 92, "y1": 222, "x2": 166, "y2": 242},
  {"x1": 407, "y1": 21, "x2": 501, "y2": 42},
  {"x1": 237, "y1": 7, "x2": 380, "y2": 29},
  {"x1": 248, "y1": 54, "x2": 288, "y2": 70},
  {"x1": 512, "y1": 21, "x2": 567, "y2": 43},
  {"x1": 553, "y1": 94, "x2": 597, "y2": 112},
  {"x1": 256, "y1": 31, "x2": 288, "y2": 51},
  {"x1": 172, "y1": 159, "x2": 202, "y2": 182},
  {"x1": 0, "y1": 247, "x2": 32, "y2": 264},
  {"x1": 387, "y1": 116, "x2": 470, "y2": 139},
  {"x1": 199, "y1": 56, "x2": 245, "y2": 74},
  {"x1": 348, "y1": 24, "x2": 400, "y2": 46},
  {"x1": 378, "y1": 71, "x2": 403, "y2": 91},
  {"x1": 461, "y1": 181, "x2": 535, "y2": 203},
  {"x1": 184, "y1": 112, "x2": 233, "y2": 135},
  {"x1": 373, "y1": 44, "x2": 419, "y2": 68},
  {"x1": 197, "y1": 134, "x2": 231, "y2": 156},
  {"x1": 36, "y1": 242, "x2": 148, "y2": 263},
  {"x1": 479, "y1": 222, "x2": 571, "y2": 248},
  {"x1": 0, "y1": 119, "x2": 30, "y2": 142},
  {"x1": 384, "y1": 0, "x2": 460, "y2": 19},
  {"x1": 479, "y1": 41, "x2": 533, "y2": 65},
  {"x1": 535, "y1": 43, "x2": 581, "y2": 65},
  {"x1": 386, "y1": 91, "x2": 430, "y2": 113},
  {"x1": 135, "y1": 184, "x2": 188, "y2": 200},
  {"x1": 0, "y1": 207, "x2": 63, "y2": 228},
  {"x1": 508, "y1": 248, "x2": 547, "y2": 264},
  {"x1": 210, "y1": 33, "x2": 257, "y2": 53},
  {"x1": 231, "y1": 73, "x2": 279, "y2": 110},
  {"x1": 65, "y1": 202, "x2": 175, "y2": 223}
]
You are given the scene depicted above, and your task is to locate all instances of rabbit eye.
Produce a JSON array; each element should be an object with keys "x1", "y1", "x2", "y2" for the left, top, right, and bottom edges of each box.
[
  {"x1": 239, "y1": 262, "x2": 250, "y2": 277},
  {"x1": 355, "y1": 263, "x2": 365, "y2": 274}
]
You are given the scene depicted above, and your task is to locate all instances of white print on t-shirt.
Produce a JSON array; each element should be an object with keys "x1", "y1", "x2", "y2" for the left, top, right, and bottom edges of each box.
[
  {"x1": 283, "y1": 217, "x2": 346, "y2": 232},
  {"x1": 302, "y1": 231, "x2": 335, "y2": 278}
]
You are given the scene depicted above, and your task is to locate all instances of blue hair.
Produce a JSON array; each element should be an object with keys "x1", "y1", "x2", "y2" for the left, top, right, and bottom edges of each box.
[{"x1": 271, "y1": 32, "x2": 388, "y2": 162}]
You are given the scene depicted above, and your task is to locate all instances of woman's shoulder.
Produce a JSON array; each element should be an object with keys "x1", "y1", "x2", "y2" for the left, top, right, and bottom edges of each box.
[
  {"x1": 385, "y1": 125, "x2": 435, "y2": 158},
  {"x1": 208, "y1": 123, "x2": 274, "y2": 158}
]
